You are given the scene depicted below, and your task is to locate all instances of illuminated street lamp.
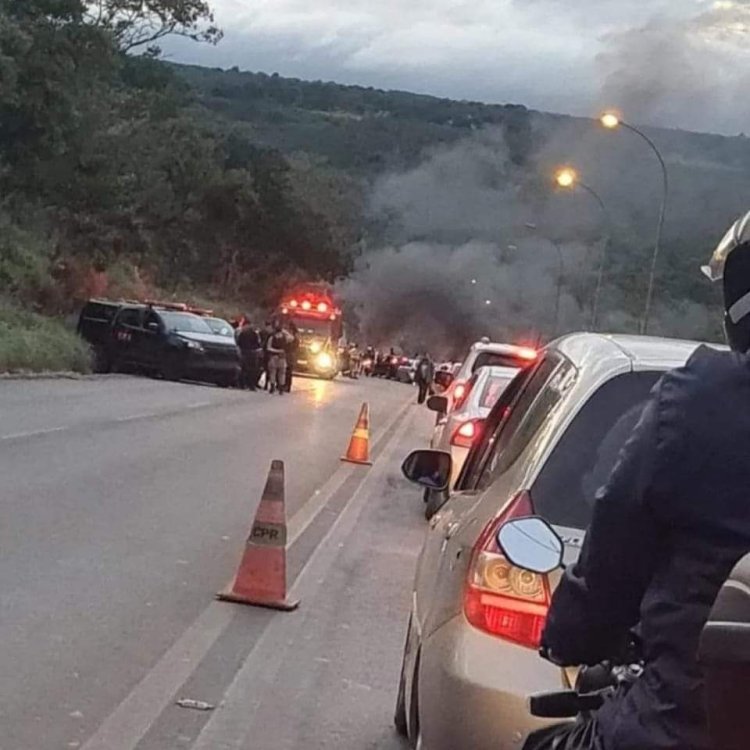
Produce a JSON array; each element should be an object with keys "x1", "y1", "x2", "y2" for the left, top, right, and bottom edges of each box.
[
  {"x1": 600, "y1": 111, "x2": 669, "y2": 334},
  {"x1": 554, "y1": 167, "x2": 613, "y2": 331}
]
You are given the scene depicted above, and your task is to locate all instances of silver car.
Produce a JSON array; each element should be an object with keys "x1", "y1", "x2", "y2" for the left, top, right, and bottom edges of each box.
[
  {"x1": 395, "y1": 334, "x2": 716, "y2": 750},
  {"x1": 423, "y1": 365, "x2": 519, "y2": 519}
]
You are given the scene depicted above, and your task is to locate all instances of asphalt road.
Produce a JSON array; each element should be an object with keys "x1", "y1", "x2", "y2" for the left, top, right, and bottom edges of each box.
[{"x1": 0, "y1": 374, "x2": 433, "y2": 750}]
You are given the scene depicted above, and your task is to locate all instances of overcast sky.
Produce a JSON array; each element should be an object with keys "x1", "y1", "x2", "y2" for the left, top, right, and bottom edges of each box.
[{"x1": 164, "y1": 0, "x2": 750, "y2": 134}]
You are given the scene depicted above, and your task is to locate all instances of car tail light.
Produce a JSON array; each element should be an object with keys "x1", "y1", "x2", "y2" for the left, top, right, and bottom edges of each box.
[
  {"x1": 463, "y1": 491, "x2": 551, "y2": 649},
  {"x1": 517, "y1": 347, "x2": 538, "y2": 362},
  {"x1": 317, "y1": 302, "x2": 328, "y2": 313},
  {"x1": 451, "y1": 418, "x2": 484, "y2": 448},
  {"x1": 301, "y1": 300, "x2": 312, "y2": 311},
  {"x1": 453, "y1": 380, "x2": 470, "y2": 408}
]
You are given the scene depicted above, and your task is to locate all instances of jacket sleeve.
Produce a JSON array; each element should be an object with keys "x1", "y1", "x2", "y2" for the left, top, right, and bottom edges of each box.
[{"x1": 541, "y1": 389, "x2": 664, "y2": 666}]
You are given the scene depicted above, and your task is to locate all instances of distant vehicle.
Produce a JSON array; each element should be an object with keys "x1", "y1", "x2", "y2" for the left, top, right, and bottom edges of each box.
[
  {"x1": 278, "y1": 286, "x2": 342, "y2": 380},
  {"x1": 202, "y1": 316, "x2": 235, "y2": 339},
  {"x1": 395, "y1": 333, "x2": 714, "y2": 750},
  {"x1": 422, "y1": 365, "x2": 519, "y2": 519},
  {"x1": 77, "y1": 299, "x2": 240, "y2": 386},
  {"x1": 397, "y1": 357, "x2": 417, "y2": 384},
  {"x1": 433, "y1": 341, "x2": 538, "y2": 414}
]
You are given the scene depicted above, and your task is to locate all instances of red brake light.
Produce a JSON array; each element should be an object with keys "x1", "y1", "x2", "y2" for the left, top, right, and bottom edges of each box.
[
  {"x1": 451, "y1": 418, "x2": 484, "y2": 448},
  {"x1": 463, "y1": 491, "x2": 551, "y2": 649},
  {"x1": 518, "y1": 347, "x2": 538, "y2": 361},
  {"x1": 289, "y1": 299, "x2": 299, "y2": 308},
  {"x1": 317, "y1": 302, "x2": 328, "y2": 313},
  {"x1": 453, "y1": 380, "x2": 470, "y2": 409},
  {"x1": 301, "y1": 300, "x2": 312, "y2": 311}
]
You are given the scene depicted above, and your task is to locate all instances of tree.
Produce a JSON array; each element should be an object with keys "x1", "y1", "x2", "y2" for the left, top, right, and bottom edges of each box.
[{"x1": 84, "y1": 0, "x2": 221, "y2": 55}]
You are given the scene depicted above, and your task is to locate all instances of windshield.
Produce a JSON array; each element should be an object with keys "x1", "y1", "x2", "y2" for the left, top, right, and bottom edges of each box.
[
  {"x1": 161, "y1": 312, "x2": 213, "y2": 334},
  {"x1": 479, "y1": 375, "x2": 515, "y2": 410},
  {"x1": 531, "y1": 371, "x2": 661, "y2": 530},
  {"x1": 295, "y1": 318, "x2": 334, "y2": 338},
  {"x1": 204, "y1": 318, "x2": 234, "y2": 337}
]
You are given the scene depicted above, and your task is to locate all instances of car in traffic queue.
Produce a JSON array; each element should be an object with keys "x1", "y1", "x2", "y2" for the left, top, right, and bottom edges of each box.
[
  {"x1": 433, "y1": 340, "x2": 538, "y2": 414},
  {"x1": 422, "y1": 365, "x2": 519, "y2": 520},
  {"x1": 394, "y1": 333, "x2": 717, "y2": 750},
  {"x1": 397, "y1": 357, "x2": 418, "y2": 384},
  {"x1": 77, "y1": 299, "x2": 241, "y2": 386}
]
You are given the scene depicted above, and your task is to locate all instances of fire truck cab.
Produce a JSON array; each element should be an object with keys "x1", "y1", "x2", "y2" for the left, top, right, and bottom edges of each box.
[{"x1": 279, "y1": 288, "x2": 343, "y2": 380}]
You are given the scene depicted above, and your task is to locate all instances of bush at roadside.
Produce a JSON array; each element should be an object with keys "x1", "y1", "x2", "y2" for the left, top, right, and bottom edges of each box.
[{"x1": 0, "y1": 307, "x2": 92, "y2": 374}]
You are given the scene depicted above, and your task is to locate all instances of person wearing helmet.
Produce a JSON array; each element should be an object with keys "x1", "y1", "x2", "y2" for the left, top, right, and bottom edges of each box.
[{"x1": 524, "y1": 211, "x2": 750, "y2": 750}]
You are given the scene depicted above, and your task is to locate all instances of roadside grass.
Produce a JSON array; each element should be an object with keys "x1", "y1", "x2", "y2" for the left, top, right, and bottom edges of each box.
[{"x1": 0, "y1": 306, "x2": 92, "y2": 374}]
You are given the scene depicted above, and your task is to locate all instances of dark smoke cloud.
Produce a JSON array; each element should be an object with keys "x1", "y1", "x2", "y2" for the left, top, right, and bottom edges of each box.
[{"x1": 338, "y1": 114, "x2": 750, "y2": 354}]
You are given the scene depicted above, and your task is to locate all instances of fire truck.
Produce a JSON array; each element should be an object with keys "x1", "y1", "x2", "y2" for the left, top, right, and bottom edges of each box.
[{"x1": 278, "y1": 286, "x2": 344, "y2": 379}]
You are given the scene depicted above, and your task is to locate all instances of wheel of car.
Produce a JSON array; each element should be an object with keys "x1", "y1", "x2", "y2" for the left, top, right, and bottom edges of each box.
[{"x1": 424, "y1": 490, "x2": 448, "y2": 521}]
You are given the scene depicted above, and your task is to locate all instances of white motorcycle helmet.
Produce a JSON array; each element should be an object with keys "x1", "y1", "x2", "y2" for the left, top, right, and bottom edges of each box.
[{"x1": 703, "y1": 210, "x2": 750, "y2": 352}]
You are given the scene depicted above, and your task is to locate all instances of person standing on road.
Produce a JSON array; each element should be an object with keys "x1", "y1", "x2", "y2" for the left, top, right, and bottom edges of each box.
[
  {"x1": 283, "y1": 322, "x2": 299, "y2": 393},
  {"x1": 414, "y1": 353, "x2": 435, "y2": 405},
  {"x1": 236, "y1": 318, "x2": 262, "y2": 391},
  {"x1": 265, "y1": 320, "x2": 289, "y2": 395},
  {"x1": 259, "y1": 321, "x2": 273, "y2": 391}
]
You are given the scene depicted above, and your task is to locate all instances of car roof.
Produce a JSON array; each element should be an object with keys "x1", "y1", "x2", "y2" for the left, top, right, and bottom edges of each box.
[
  {"x1": 469, "y1": 341, "x2": 536, "y2": 356},
  {"x1": 552, "y1": 332, "x2": 726, "y2": 372}
]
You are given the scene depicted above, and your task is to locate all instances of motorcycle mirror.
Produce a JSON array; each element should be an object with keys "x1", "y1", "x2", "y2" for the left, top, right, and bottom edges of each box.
[
  {"x1": 401, "y1": 450, "x2": 452, "y2": 492},
  {"x1": 496, "y1": 516, "x2": 564, "y2": 575}
]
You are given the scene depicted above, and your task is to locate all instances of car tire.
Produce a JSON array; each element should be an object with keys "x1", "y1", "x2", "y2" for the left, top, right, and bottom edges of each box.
[{"x1": 424, "y1": 490, "x2": 448, "y2": 521}]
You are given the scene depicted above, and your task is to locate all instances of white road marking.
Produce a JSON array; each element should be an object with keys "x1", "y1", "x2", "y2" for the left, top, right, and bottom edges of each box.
[
  {"x1": 79, "y1": 394, "x2": 413, "y2": 750},
  {"x1": 0, "y1": 426, "x2": 67, "y2": 441},
  {"x1": 114, "y1": 412, "x2": 161, "y2": 424}
]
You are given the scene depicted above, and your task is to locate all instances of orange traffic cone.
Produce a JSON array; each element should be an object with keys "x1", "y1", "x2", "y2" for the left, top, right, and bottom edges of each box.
[
  {"x1": 218, "y1": 460, "x2": 299, "y2": 611},
  {"x1": 341, "y1": 402, "x2": 373, "y2": 466}
]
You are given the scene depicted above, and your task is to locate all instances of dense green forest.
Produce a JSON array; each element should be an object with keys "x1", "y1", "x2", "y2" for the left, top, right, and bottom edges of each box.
[{"x1": 1, "y1": 0, "x2": 749, "y2": 368}]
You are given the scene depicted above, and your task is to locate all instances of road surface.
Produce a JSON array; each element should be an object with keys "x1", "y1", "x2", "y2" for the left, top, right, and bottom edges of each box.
[{"x1": 0, "y1": 374, "x2": 433, "y2": 750}]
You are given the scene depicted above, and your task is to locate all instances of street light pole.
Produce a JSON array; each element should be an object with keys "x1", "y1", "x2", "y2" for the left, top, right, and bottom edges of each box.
[
  {"x1": 601, "y1": 114, "x2": 669, "y2": 335},
  {"x1": 577, "y1": 183, "x2": 612, "y2": 331},
  {"x1": 554, "y1": 168, "x2": 612, "y2": 331},
  {"x1": 552, "y1": 240, "x2": 564, "y2": 335}
]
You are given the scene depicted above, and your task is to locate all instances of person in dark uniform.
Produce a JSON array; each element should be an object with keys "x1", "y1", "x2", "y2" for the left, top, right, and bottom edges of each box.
[
  {"x1": 283, "y1": 322, "x2": 299, "y2": 393},
  {"x1": 414, "y1": 353, "x2": 435, "y2": 404},
  {"x1": 236, "y1": 318, "x2": 261, "y2": 391},
  {"x1": 259, "y1": 321, "x2": 273, "y2": 391},
  {"x1": 526, "y1": 210, "x2": 750, "y2": 750}
]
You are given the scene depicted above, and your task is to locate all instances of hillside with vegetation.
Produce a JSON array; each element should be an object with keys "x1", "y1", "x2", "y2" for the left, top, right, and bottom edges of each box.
[{"x1": 1, "y1": 0, "x2": 748, "y2": 369}]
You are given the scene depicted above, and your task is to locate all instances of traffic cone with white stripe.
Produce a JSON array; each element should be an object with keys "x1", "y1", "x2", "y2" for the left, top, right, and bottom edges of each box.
[
  {"x1": 341, "y1": 402, "x2": 373, "y2": 466},
  {"x1": 218, "y1": 460, "x2": 299, "y2": 611}
]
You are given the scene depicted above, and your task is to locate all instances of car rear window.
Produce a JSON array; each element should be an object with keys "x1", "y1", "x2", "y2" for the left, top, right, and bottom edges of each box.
[
  {"x1": 531, "y1": 371, "x2": 662, "y2": 530},
  {"x1": 472, "y1": 352, "x2": 531, "y2": 372},
  {"x1": 479, "y1": 376, "x2": 514, "y2": 410}
]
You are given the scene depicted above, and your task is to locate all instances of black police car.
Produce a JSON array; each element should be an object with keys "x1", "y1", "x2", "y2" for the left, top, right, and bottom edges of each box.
[{"x1": 77, "y1": 300, "x2": 240, "y2": 386}]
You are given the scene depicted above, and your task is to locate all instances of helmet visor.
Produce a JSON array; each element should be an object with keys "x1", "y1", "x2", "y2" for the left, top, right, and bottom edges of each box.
[{"x1": 703, "y1": 210, "x2": 750, "y2": 282}]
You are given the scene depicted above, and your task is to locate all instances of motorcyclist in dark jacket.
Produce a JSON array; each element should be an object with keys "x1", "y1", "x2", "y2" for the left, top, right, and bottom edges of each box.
[{"x1": 528, "y1": 211, "x2": 750, "y2": 750}]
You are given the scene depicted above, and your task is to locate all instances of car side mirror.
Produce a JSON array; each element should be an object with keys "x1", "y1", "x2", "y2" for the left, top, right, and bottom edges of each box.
[
  {"x1": 434, "y1": 370, "x2": 454, "y2": 390},
  {"x1": 427, "y1": 395, "x2": 449, "y2": 413},
  {"x1": 496, "y1": 517, "x2": 564, "y2": 574},
  {"x1": 401, "y1": 450, "x2": 452, "y2": 492},
  {"x1": 147, "y1": 321, "x2": 160, "y2": 333}
]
